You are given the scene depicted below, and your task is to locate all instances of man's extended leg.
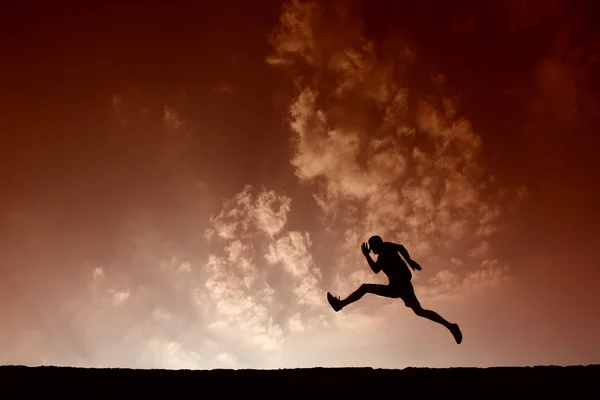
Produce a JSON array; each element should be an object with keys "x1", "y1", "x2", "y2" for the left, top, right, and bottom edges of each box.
[
  {"x1": 328, "y1": 284, "x2": 397, "y2": 312},
  {"x1": 411, "y1": 304, "x2": 463, "y2": 344},
  {"x1": 398, "y1": 282, "x2": 463, "y2": 344}
]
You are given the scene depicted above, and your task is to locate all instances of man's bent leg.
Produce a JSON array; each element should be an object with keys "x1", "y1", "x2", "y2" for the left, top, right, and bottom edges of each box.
[
  {"x1": 411, "y1": 305, "x2": 452, "y2": 328},
  {"x1": 339, "y1": 284, "x2": 397, "y2": 309},
  {"x1": 411, "y1": 304, "x2": 463, "y2": 344}
]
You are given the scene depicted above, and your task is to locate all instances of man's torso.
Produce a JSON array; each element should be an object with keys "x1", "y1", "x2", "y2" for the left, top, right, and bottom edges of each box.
[{"x1": 376, "y1": 242, "x2": 412, "y2": 283}]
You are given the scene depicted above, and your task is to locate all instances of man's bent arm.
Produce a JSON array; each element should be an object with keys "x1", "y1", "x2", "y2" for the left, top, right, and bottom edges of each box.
[
  {"x1": 365, "y1": 254, "x2": 380, "y2": 274},
  {"x1": 394, "y1": 243, "x2": 413, "y2": 263}
]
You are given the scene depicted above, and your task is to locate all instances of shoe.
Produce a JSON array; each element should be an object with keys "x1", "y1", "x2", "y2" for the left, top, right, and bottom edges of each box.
[
  {"x1": 327, "y1": 292, "x2": 342, "y2": 312},
  {"x1": 450, "y1": 323, "x2": 462, "y2": 344}
]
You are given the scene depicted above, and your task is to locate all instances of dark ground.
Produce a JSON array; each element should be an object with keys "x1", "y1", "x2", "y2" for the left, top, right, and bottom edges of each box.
[{"x1": 1, "y1": 365, "x2": 598, "y2": 396}]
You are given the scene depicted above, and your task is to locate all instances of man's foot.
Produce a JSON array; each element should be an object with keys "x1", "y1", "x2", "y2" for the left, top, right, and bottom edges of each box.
[
  {"x1": 327, "y1": 292, "x2": 343, "y2": 312},
  {"x1": 450, "y1": 323, "x2": 462, "y2": 344}
]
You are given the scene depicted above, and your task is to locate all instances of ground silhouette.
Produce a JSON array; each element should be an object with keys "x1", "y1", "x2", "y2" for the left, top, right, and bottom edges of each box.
[
  {"x1": 328, "y1": 235, "x2": 462, "y2": 344},
  {"x1": 0, "y1": 365, "x2": 598, "y2": 394}
]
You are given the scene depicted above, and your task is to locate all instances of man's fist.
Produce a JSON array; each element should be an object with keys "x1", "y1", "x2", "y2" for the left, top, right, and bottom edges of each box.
[
  {"x1": 361, "y1": 242, "x2": 370, "y2": 256},
  {"x1": 409, "y1": 260, "x2": 422, "y2": 271}
]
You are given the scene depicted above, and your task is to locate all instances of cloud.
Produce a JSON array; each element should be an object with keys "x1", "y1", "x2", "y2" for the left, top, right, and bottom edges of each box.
[
  {"x1": 415, "y1": 259, "x2": 512, "y2": 302},
  {"x1": 140, "y1": 338, "x2": 203, "y2": 369},
  {"x1": 468, "y1": 241, "x2": 490, "y2": 258},
  {"x1": 215, "y1": 351, "x2": 238, "y2": 367},
  {"x1": 163, "y1": 106, "x2": 185, "y2": 131},
  {"x1": 203, "y1": 243, "x2": 285, "y2": 357},
  {"x1": 268, "y1": 0, "x2": 528, "y2": 300},
  {"x1": 45, "y1": 200, "x2": 295, "y2": 369},
  {"x1": 200, "y1": 185, "x2": 330, "y2": 366},
  {"x1": 265, "y1": 231, "x2": 323, "y2": 307},
  {"x1": 1, "y1": 167, "x2": 337, "y2": 369},
  {"x1": 207, "y1": 185, "x2": 292, "y2": 240},
  {"x1": 211, "y1": 83, "x2": 233, "y2": 95}
]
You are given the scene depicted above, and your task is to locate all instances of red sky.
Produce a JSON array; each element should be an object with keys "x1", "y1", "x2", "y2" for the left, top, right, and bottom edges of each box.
[{"x1": 1, "y1": 0, "x2": 599, "y2": 369}]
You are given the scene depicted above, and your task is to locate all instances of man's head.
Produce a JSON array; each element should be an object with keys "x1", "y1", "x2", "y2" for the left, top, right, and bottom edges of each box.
[{"x1": 368, "y1": 235, "x2": 384, "y2": 254}]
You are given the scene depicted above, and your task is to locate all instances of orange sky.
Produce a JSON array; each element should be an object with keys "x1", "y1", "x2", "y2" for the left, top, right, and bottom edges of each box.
[{"x1": 1, "y1": 0, "x2": 599, "y2": 369}]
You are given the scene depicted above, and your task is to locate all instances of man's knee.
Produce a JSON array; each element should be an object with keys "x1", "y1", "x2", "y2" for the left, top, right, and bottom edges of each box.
[
  {"x1": 359, "y1": 283, "x2": 374, "y2": 293},
  {"x1": 411, "y1": 305, "x2": 425, "y2": 316}
]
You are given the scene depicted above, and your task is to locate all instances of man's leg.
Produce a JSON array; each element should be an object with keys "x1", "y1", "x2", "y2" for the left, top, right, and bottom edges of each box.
[
  {"x1": 411, "y1": 304, "x2": 452, "y2": 328},
  {"x1": 401, "y1": 283, "x2": 462, "y2": 344},
  {"x1": 329, "y1": 284, "x2": 397, "y2": 312},
  {"x1": 410, "y1": 304, "x2": 463, "y2": 344}
]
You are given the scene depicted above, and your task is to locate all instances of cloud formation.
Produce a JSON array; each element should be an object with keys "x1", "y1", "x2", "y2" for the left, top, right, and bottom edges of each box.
[
  {"x1": 203, "y1": 186, "x2": 327, "y2": 358},
  {"x1": 268, "y1": 0, "x2": 528, "y2": 299},
  {"x1": 206, "y1": 185, "x2": 292, "y2": 240},
  {"x1": 11, "y1": 183, "x2": 330, "y2": 370}
]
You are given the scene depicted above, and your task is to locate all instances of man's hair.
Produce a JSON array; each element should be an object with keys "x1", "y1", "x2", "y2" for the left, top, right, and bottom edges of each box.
[{"x1": 368, "y1": 235, "x2": 383, "y2": 246}]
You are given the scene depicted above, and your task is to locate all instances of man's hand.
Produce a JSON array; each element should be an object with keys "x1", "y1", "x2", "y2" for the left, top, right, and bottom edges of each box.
[
  {"x1": 409, "y1": 260, "x2": 422, "y2": 271},
  {"x1": 361, "y1": 242, "x2": 370, "y2": 257}
]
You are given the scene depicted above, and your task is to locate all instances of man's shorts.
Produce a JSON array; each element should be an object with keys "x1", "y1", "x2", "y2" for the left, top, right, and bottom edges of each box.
[{"x1": 389, "y1": 280, "x2": 420, "y2": 308}]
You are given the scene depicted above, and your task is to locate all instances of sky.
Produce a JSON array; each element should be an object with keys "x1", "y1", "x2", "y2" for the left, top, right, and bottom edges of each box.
[{"x1": 1, "y1": 0, "x2": 599, "y2": 369}]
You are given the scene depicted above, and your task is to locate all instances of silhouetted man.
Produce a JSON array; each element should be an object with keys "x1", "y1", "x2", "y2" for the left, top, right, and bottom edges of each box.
[{"x1": 327, "y1": 235, "x2": 463, "y2": 344}]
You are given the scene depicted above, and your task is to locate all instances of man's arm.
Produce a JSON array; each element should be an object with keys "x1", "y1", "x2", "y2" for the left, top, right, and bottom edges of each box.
[
  {"x1": 394, "y1": 243, "x2": 422, "y2": 271},
  {"x1": 365, "y1": 253, "x2": 380, "y2": 274},
  {"x1": 394, "y1": 243, "x2": 412, "y2": 262},
  {"x1": 361, "y1": 242, "x2": 380, "y2": 274}
]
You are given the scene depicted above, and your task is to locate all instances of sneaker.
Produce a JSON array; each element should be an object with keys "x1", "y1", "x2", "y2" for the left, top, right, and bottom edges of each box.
[
  {"x1": 327, "y1": 292, "x2": 343, "y2": 312},
  {"x1": 450, "y1": 323, "x2": 463, "y2": 344}
]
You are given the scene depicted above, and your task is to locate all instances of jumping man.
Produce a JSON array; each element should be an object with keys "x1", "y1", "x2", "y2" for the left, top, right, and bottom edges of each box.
[{"x1": 327, "y1": 235, "x2": 463, "y2": 344}]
